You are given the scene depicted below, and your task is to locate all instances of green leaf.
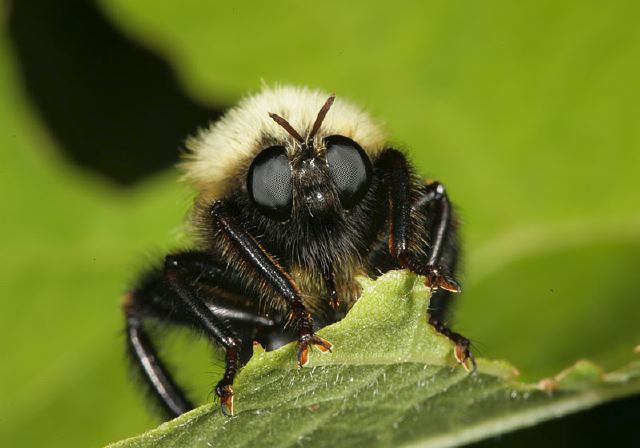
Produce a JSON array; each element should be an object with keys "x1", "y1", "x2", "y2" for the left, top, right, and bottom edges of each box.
[{"x1": 107, "y1": 271, "x2": 640, "y2": 448}]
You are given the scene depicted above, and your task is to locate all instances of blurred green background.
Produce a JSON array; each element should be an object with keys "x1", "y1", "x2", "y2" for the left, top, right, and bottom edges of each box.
[{"x1": 1, "y1": 1, "x2": 638, "y2": 447}]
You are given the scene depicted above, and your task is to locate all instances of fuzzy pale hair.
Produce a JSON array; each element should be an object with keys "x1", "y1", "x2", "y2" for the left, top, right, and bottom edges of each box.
[{"x1": 181, "y1": 85, "x2": 387, "y2": 200}]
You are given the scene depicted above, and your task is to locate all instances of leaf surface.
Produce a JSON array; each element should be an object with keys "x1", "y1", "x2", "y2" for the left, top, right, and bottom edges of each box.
[{"x1": 108, "y1": 271, "x2": 640, "y2": 448}]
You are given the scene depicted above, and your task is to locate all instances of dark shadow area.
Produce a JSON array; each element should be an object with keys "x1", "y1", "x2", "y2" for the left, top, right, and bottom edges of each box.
[
  {"x1": 469, "y1": 393, "x2": 640, "y2": 447},
  {"x1": 8, "y1": 0, "x2": 227, "y2": 185}
]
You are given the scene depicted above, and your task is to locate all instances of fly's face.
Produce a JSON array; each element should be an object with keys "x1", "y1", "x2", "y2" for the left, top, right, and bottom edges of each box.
[
  {"x1": 293, "y1": 152, "x2": 339, "y2": 219},
  {"x1": 247, "y1": 96, "x2": 373, "y2": 223}
]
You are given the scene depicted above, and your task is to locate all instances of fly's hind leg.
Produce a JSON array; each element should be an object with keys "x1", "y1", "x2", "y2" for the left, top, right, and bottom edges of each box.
[
  {"x1": 123, "y1": 291, "x2": 195, "y2": 418},
  {"x1": 417, "y1": 181, "x2": 476, "y2": 372},
  {"x1": 428, "y1": 297, "x2": 476, "y2": 372},
  {"x1": 375, "y1": 149, "x2": 474, "y2": 372},
  {"x1": 124, "y1": 251, "x2": 276, "y2": 418}
]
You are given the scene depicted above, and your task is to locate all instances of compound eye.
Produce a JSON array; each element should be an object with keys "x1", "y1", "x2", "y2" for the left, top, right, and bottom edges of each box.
[
  {"x1": 325, "y1": 135, "x2": 372, "y2": 209},
  {"x1": 247, "y1": 146, "x2": 292, "y2": 221}
]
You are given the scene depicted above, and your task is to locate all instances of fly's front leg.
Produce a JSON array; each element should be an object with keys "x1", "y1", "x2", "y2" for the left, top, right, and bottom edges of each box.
[
  {"x1": 378, "y1": 149, "x2": 460, "y2": 292},
  {"x1": 210, "y1": 201, "x2": 332, "y2": 367},
  {"x1": 376, "y1": 149, "x2": 474, "y2": 371},
  {"x1": 413, "y1": 181, "x2": 461, "y2": 292}
]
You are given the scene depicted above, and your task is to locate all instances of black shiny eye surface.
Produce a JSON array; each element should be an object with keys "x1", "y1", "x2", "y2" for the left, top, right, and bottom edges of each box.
[
  {"x1": 325, "y1": 135, "x2": 372, "y2": 209},
  {"x1": 247, "y1": 146, "x2": 292, "y2": 221}
]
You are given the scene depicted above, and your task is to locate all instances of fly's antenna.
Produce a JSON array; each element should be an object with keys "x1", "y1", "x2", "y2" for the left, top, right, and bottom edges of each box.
[
  {"x1": 268, "y1": 113, "x2": 304, "y2": 144},
  {"x1": 307, "y1": 94, "x2": 335, "y2": 142},
  {"x1": 268, "y1": 93, "x2": 336, "y2": 157}
]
